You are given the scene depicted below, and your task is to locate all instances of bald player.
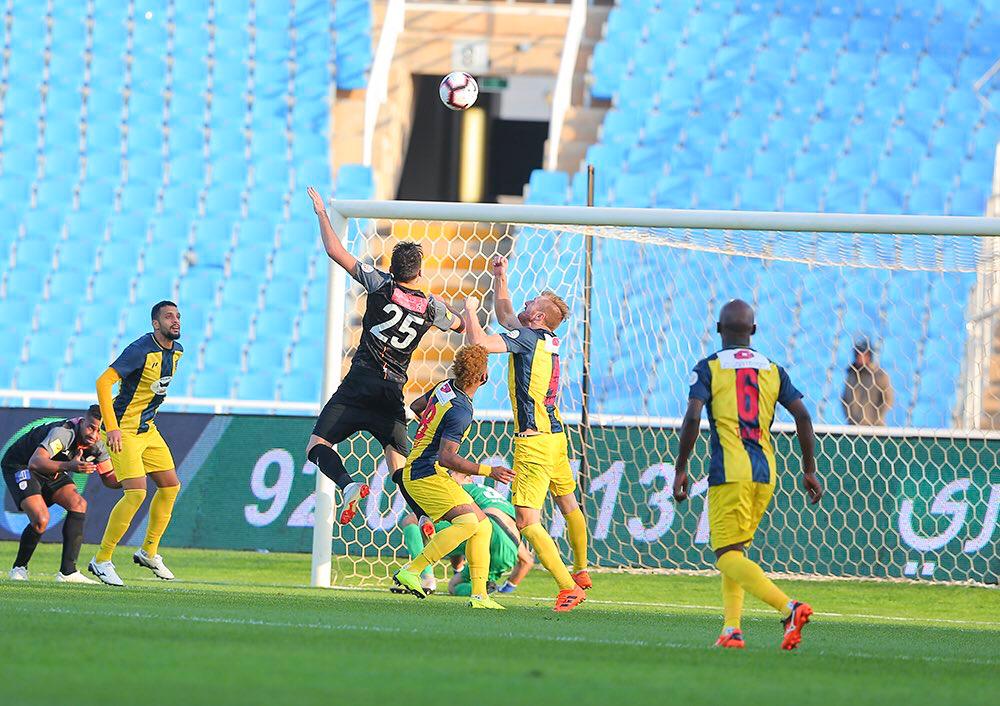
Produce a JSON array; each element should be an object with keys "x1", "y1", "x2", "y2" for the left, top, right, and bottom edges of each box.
[{"x1": 673, "y1": 299, "x2": 823, "y2": 650}]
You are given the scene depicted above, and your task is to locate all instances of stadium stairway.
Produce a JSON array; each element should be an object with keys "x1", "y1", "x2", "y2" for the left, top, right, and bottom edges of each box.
[
  {"x1": 520, "y1": 0, "x2": 999, "y2": 427},
  {"x1": 0, "y1": 0, "x2": 374, "y2": 408}
]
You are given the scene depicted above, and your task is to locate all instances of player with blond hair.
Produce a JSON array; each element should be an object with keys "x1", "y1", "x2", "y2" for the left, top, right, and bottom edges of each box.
[{"x1": 462, "y1": 256, "x2": 589, "y2": 613}]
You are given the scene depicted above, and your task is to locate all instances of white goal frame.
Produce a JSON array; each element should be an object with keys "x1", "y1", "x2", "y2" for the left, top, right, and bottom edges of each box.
[{"x1": 310, "y1": 200, "x2": 1000, "y2": 588}]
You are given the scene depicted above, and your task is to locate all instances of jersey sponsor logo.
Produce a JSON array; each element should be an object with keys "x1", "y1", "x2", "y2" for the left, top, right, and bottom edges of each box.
[
  {"x1": 505, "y1": 330, "x2": 520, "y2": 340},
  {"x1": 688, "y1": 371, "x2": 699, "y2": 386},
  {"x1": 18, "y1": 481, "x2": 27, "y2": 490},
  {"x1": 544, "y1": 335, "x2": 560, "y2": 353},
  {"x1": 718, "y1": 348, "x2": 771, "y2": 370},
  {"x1": 361, "y1": 263, "x2": 374, "y2": 273},
  {"x1": 14, "y1": 470, "x2": 30, "y2": 483},
  {"x1": 436, "y1": 382, "x2": 456, "y2": 404},
  {"x1": 151, "y1": 376, "x2": 172, "y2": 395},
  {"x1": 49, "y1": 438, "x2": 64, "y2": 455},
  {"x1": 390, "y1": 287, "x2": 429, "y2": 314}
]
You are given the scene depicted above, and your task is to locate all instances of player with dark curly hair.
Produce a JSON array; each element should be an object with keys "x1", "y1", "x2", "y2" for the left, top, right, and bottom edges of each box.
[{"x1": 391, "y1": 345, "x2": 515, "y2": 610}]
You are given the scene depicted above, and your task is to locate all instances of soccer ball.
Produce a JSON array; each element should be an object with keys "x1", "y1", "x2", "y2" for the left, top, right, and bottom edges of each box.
[{"x1": 439, "y1": 71, "x2": 479, "y2": 111}]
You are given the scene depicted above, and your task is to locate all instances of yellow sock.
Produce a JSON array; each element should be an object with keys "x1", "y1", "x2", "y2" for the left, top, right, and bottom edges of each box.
[
  {"x1": 406, "y1": 513, "x2": 477, "y2": 575},
  {"x1": 717, "y1": 551, "x2": 791, "y2": 616},
  {"x1": 521, "y1": 522, "x2": 575, "y2": 591},
  {"x1": 96, "y1": 489, "x2": 146, "y2": 562},
  {"x1": 722, "y1": 573, "x2": 745, "y2": 631},
  {"x1": 466, "y1": 517, "x2": 493, "y2": 597},
  {"x1": 563, "y1": 508, "x2": 589, "y2": 572},
  {"x1": 142, "y1": 485, "x2": 180, "y2": 556}
]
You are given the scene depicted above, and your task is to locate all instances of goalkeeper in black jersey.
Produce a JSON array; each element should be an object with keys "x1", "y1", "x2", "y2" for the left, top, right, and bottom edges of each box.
[{"x1": 305, "y1": 187, "x2": 465, "y2": 524}]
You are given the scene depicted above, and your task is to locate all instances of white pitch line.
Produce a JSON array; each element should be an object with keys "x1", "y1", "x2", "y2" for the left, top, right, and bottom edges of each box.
[
  {"x1": 93, "y1": 577, "x2": 1000, "y2": 630},
  {"x1": 5, "y1": 604, "x2": 998, "y2": 667}
]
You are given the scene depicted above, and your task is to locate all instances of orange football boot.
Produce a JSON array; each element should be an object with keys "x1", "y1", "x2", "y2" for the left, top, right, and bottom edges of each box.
[
  {"x1": 714, "y1": 630, "x2": 745, "y2": 649},
  {"x1": 780, "y1": 602, "x2": 813, "y2": 651},
  {"x1": 553, "y1": 586, "x2": 587, "y2": 612},
  {"x1": 571, "y1": 570, "x2": 592, "y2": 590}
]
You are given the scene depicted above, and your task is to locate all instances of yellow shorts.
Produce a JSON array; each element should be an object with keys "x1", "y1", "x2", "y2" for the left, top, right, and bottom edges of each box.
[
  {"x1": 107, "y1": 425, "x2": 176, "y2": 481},
  {"x1": 510, "y1": 432, "x2": 576, "y2": 510},
  {"x1": 403, "y1": 466, "x2": 475, "y2": 522},
  {"x1": 707, "y1": 481, "x2": 774, "y2": 551}
]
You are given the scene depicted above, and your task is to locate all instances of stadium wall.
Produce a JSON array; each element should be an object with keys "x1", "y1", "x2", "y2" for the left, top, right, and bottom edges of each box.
[{"x1": 1, "y1": 408, "x2": 996, "y2": 584}]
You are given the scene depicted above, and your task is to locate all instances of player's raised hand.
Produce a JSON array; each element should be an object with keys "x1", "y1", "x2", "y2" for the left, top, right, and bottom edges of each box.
[
  {"x1": 306, "y1": 186, "x2": 327, "y2": 215},
  {"x1": 488, "y1": 465, "x2": 515, "y2": 484},
  {"x1": 803, "y1": 472, "x2": 823, "y2": 505},
  {"x1": 491, "y1": 255, "x2": 508, "y2": 279},
  {"x1": 672, "y1": 468, "x2": 689, "y2": 503},
  {"x1": 107, "y1": 429, "x2": 123, "y2": 454}
]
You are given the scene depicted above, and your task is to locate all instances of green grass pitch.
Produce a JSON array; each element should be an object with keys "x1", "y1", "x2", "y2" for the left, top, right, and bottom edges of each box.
[{"x1": 1, "y1": 542, "x2": 996, "y2": 706}]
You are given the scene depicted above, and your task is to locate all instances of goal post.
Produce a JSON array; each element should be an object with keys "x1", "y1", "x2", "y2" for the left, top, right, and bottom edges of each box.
[{"x1": 311, "y1": 200, "x2": 1000, "y2": 587}]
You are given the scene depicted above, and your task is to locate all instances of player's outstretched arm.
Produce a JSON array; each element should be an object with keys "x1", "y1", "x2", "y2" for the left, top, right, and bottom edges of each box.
[
  {"x1": 438, "y1": 439, "x2": 515, "y2": 483},
  {"x1": 307, "y1": 186, "x2": 358, "y2": 275},
  {"x1": 672, "y1": 398, "x2": 704, "y2": 502},
  {"x1": 786, "y1": 398, "x2": 823, "y2": 504},
  {"x1": 462, "y1": 296, "x2": 510, "y2": 354},
  {"x1": 490, "y1": 256, "x2": 519, "y2": 330},
  {"x1": 28, "y1": 448, "x2": 95, "y2": 476}
]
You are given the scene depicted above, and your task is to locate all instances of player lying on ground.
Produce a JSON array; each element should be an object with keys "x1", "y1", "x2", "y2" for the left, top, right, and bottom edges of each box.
[
  {"x1": 1, "y1": 405, "x2": 119, "y2": 583},
  {"x1": 392, "y1": 345, "x2": 515, "y2": 610},
  {"x1": 673, "y1": 299, "x2": 823, "y2": 651},
  {"x1": 396, "y1": 473, "x2": 534, "y2": 596},
  {"x1": 90, "y1": 300, "x2": 184, "y2": 586},
  {"x1": 462, "y1": 256, "x2": 589, "y2": 613},
  {"x1": 437, "y1": 472, "x2": 534, "y2": 596},
  {"x1": 305, "y1": 187, "x2": 465, "y2": 525}
]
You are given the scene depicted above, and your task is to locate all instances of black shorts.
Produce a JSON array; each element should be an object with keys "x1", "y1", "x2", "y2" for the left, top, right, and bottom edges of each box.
[
  {"x1": 313, "y1": 368, "x2": 411, "y2": 454},
  {"x1": 2, "y1": 466, "x2": 75, "y2": 511}
]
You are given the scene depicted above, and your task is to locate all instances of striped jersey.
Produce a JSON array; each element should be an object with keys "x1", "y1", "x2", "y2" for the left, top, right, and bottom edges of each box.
[
  {"x1": 109, "y1": 333, "x2": 184, "y2": 434},
  {"x1": 405, "y1": 379, "x2": 475, "y2": 480},
  {"x1": 688, "y1": 347, "x2": 802, "y2": 486},
  {"x1": 500, "y1": 327, "x2": 563, "y2": 434}
]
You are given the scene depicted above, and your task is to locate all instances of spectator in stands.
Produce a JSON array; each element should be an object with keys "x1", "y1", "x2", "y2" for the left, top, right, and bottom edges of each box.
[{"x1": 841, "y1": 338, "x2": 893, "y2": 426}]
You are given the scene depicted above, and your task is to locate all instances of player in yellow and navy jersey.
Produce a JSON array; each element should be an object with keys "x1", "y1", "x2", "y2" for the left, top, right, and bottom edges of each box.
[
  {"x1": 673, "y1": 299, "x2": 823, "y2": 651},
  {"x1": 462, "y1": 255, "x2": 589, "y2": 613},
  {"x1": 391, "y1": 345, "x2": 514, "y2": 610},
  {"x1": 88, "y1": 300, "x2": 184, "y2": 586}
]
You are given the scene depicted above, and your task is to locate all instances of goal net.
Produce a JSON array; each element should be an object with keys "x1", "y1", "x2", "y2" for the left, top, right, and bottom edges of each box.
[{"x1": 316, "y1": 202, "x2": 1000, "y2": 587}]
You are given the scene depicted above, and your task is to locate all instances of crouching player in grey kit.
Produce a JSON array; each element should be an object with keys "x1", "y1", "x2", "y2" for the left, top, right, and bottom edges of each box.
[{"x1": 1, "y1": 405, "x2": 119, "y2": 583}]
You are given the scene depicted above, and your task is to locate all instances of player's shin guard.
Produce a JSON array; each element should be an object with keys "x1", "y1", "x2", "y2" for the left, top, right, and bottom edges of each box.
[
  {"x1": 96, "y1": 489, "x2": 146, "y2": 563},
  {"x1": 521, "y1": 523, "x2": 576, "y2": 591},
  {"x1": 716, "y1": 551, "x2": 790, "y2": 615},
  {"x1": 564, "y1": 508, "x2": 589, "y2": 572},
  {"x1": 60, "y1": 510, "x2": 86, "y2": 575},
  {"x1": 308, "y1": 444, "x2": 354, "y2": 490},
  {"x1": 722, "y1": 573, "x2": 745, "y2": 631},
  {"x1": 14, "y1": 523, "x2": 42, "y2": 569},
  {"x1": 405, "y1": 513, "x2": 478, "y2": 575},
  {"x1": 402, "y1": 523, "x2": 433, "y2": 579},
  {"x1": 466, "y1": 516, "x2": 493, "y2": 597},
  {"x1": 142, "y1": 484, "x2": 180, "y2": 557}
]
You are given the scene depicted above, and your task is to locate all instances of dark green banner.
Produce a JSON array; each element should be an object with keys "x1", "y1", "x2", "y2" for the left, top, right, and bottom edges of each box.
[{"x1": 159, "y1": 415, "x2": 998, "y2": 583}]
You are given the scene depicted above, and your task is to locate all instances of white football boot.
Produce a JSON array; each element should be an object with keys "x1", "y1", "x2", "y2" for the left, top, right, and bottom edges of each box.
[
  {"x1": 133, "y1": 548, "x2": 175, "y2": 580},
  {"x1": 88, "y1": 558, "x2": 124, "y2": 586},
  {"x1": 8, "y1": 566, "x2": 29, "y2": 581},
  {"x1": 56, "y1": 570, "x2": 98, "y2": 584}
]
